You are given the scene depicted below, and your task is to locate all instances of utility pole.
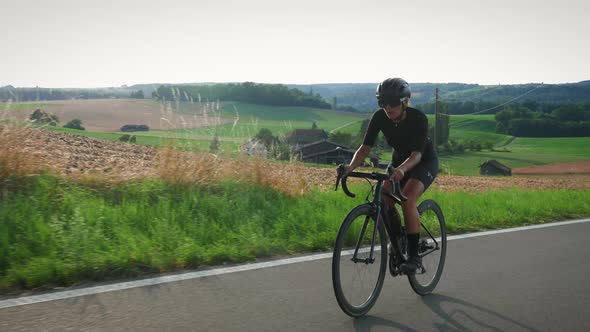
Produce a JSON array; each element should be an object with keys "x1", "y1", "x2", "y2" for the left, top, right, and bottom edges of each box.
[{"x1": 434, "y1": 88, "x2": 439, "y2": 149}]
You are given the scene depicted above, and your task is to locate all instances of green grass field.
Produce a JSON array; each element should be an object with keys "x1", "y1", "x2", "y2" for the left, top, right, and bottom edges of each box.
[
  {"x1": 447, "y1": 115, "x2": 512, "y2": 145},
  {"x1": 1, "y1": 103, "x2": 55, "y2": 110},
  {"x1": 424, "y1": 114, "x2": 589, "y2": 175},
  {"x1": 159, "y1": 102, "x2": 368, "y2": 138},
  {"x1": 438, "y1": 136, "x2": 590, "y2": 175},
  {"x1": 507, "y1": 137, "x2": 590, "y2": 161}
]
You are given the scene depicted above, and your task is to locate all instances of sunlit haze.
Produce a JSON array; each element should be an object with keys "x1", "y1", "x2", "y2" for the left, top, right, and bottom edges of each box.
[{"x1": 1, "y1": 0, "x2": 589, "y2": 88}]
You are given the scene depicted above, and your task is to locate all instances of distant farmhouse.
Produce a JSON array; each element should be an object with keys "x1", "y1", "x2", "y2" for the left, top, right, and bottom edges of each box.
[
  {"x1": 293, "y1": 140, "x2": 356, "y2": 165},
  {"x1": 286, "y1": 129, "x2": 378, "y2": 166},
  {"x1": 480, "y1": 160, "x2": 512, "y2": 176}
]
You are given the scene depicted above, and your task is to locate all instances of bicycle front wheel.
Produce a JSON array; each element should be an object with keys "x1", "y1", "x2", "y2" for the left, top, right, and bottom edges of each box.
[
  {"x1": 332, "y1": 204, "x2": 387, "y2": 317},
  {"x1": 408, "y1": 199, "x2": 447, "y2": 295}
]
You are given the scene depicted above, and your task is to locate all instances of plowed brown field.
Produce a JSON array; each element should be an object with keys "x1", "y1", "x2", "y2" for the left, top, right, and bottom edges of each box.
[
  {"x1": 11, "y1": 126, "x2": 590, "y2": 192},
  {"x1": 2, "y1": 99, "x2": 232, "y2": 132}
]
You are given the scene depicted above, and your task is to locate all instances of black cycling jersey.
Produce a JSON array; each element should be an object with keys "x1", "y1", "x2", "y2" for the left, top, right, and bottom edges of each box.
[{"x1": 362, "y1": 107, "x2": 437, "y2": 163}]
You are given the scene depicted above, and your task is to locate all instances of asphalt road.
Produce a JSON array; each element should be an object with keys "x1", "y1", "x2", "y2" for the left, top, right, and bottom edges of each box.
[{"x1": 1, "y1": 220, "x2": 590, "y2": 331}]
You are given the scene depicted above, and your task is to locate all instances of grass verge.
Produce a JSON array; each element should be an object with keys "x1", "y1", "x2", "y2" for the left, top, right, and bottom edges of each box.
[{"x1": 1, "y1": 174, "x2": 589, "y2": 294}]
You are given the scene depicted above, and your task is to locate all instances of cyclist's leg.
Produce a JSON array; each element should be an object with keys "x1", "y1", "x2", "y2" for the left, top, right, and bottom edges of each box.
[
  {"x1": 400, "y1": 179, "x2": 425, "y2": 234},
  {"x1": 399, "y1": 179, "x2": 425, "y2": 272},
  {"x1": 381, "y1": 181, "x2": 403, "y2": 233},
  {"x1": 399, "y1": 161, "x2": 438, "y2": 272},
  {"x1": 401, "y1": 160, "x2": 438, "y2": 233}
]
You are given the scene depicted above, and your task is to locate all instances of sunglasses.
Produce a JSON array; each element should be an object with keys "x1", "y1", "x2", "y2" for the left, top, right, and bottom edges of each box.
[{"x1": 377, "y1": 98, "x2": 402, "y2": 108}]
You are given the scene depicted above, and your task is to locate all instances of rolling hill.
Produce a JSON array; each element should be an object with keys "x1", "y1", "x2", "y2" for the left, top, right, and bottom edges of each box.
[{"x1": 3, "y1": 98, "x2": 589, "y2": 176}]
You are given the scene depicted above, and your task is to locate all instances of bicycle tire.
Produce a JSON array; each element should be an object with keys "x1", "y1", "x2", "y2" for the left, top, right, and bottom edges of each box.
[
  {"x1": 407, "y1": 199, "x2": 447, "y2": 295},
  {"x1": 332, "y1": 204, "x2": 388, "y2": 317}
]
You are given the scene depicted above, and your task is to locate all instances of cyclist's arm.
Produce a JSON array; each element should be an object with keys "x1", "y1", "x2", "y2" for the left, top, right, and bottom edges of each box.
[
  {"x1": 346, "y1": 144, "x2": 372, "y2": 174},
  {"x1": 392, "y1": 151, "x2": 422, "y2": 181}
]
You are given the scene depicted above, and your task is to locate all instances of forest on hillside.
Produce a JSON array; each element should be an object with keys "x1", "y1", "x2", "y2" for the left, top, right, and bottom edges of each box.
[
  {"x1": 494, "y1": 102, "x2": 590, "y2": 137},
  {"x1": 0, "y1": 85, "x2": 141, "y2": 102},
  {"x1": 289, "y1": 81, "x2": 590, "y2": 112},
  {"x1": 153, "y1": 82, "x2": 331, "y2": 109}
]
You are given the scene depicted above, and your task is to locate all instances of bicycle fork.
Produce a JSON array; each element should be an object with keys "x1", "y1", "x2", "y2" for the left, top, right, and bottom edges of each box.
[
  {"x1": 350, "y1": 213, "x2": 378, "y2": 264},
  {"x1": 351, "y1": 182, "x2": 386, "y2": 265}
]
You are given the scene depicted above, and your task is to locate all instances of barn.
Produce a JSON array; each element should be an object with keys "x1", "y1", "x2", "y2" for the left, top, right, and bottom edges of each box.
[
  {"x1": 480, "y1": 160, "x2": 512, "y2": 176},
  {"x1": 294, "y1": 140, "x2": 356, "y2": 165}
]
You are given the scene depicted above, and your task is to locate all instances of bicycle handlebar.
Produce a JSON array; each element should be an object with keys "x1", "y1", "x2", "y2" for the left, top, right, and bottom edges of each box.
[{"x1": 335, "y1": 164, "x2": 407, "y2": 202}]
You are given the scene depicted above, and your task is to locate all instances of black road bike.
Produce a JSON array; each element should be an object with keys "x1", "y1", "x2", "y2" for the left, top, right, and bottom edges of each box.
[{"x1": 332, "y1": 165, "x2": 447, "y2": 317}]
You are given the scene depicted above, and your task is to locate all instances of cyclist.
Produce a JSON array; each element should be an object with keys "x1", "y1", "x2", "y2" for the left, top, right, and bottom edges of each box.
[{"x1": 341, "y1": 78, "x2": 439, "y2": 274}]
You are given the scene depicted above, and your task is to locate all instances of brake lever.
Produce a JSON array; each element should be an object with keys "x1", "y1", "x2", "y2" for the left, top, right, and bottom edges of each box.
[
  {"x1": 335, "y1": 164, "x2": 356, "y2": 197},
  {"x1": 387, "y1": 165, "x2": 408, "y2": 201},
  {"x1": 335, "y1": 164, "x2": 345, "y2": 191}
]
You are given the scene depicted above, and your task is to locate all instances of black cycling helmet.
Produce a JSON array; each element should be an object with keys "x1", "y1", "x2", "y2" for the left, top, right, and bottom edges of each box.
[{"x1": 376, "y1": 78, "x2": 411, "y2": 108}]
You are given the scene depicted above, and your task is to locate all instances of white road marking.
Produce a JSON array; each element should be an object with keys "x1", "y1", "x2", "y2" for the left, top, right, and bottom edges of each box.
[
  {"x1": 1, "y1": 217, "x2": 589, "y2": 309},
  {"x1": 446, "y1": 218, "x2": 590, "y2": 240}
]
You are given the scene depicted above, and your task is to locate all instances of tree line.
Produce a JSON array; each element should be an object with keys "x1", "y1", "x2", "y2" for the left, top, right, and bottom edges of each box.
[
  {"x1": 444, "y1": 83, "x2": 590, "y2": 104},
  {"x1": 0, "y1": 86, "x2": 144, "y2": 102},
  {"x1": 153, "y1": 82, "x2": 331, "y2": 109},
  {"x1": 494, "y1": 102, "x2": 590, "y2": 137}
]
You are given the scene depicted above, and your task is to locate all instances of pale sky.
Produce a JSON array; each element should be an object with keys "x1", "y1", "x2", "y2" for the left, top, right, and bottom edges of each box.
[{"x1": 1, "y1": 0, "x2": 589, "y2": 88}]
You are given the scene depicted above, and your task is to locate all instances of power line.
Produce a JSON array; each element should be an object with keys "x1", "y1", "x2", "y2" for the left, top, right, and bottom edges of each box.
[
  {"x1": 438, "y1": 84, "x2": 544, "y2": 117},
  {"x1": 438, "y1": 85, "x2": 506, "y2": 103}
]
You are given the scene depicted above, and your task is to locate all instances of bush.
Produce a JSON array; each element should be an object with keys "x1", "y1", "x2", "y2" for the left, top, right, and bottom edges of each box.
[
  {"x1": 120, "y1": 124, "x2": 149, "y2": 132},
  {"x1": 30, "y1": 109, "x2": 59, "y2": 126},
  {"x1": 63, "y1": 119, "x2": 85, "y2": 130},
  {"x1": 442, "y1": 140, "x2": 466, "y2": 154},
  {"x1": 119, "y1": 134, "x2": 136, "y2": 143}
]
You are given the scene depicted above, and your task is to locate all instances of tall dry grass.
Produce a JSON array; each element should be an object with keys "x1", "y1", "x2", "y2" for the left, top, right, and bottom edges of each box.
[
  {"x1": 154, "y1": 143, "x2": 311, "y2": 196},
  {"x1": 152, "y1": 89, "x2": 314, "y2": 195},
  {"x1": 0, "y1": 124, "x2": 46, "y2": 182}
]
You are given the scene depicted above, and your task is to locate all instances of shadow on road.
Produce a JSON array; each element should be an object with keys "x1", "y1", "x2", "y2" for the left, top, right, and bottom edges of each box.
[
  {"x1": 421, "y1": 293, "x2": 540, "y2": 332},
  {"x1": 350, "y1": 293, "x2": 541, "y2": 332},
  {"x1": 353, "y1": 315, "x2": 418, "y2": 332}
]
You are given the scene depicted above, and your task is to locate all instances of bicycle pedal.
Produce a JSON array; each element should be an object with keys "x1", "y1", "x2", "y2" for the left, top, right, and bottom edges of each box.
[{"x1": 388, "y1": 257, "x2": 400, "y2": 277}]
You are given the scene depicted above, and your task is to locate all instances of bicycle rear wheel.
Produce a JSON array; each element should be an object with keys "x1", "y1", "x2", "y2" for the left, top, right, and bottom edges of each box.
[
  {"x1": 332, "y1": 204, "x2": 387, "y2": 317},
  {"x1": 408, "y1": 199, "x2": 447, "y2": 295}
]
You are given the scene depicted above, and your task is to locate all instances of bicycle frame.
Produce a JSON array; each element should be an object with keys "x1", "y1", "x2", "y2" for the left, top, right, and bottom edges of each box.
[{"x1": 349, "y1": 178, "x2": 405, "y2": 265}]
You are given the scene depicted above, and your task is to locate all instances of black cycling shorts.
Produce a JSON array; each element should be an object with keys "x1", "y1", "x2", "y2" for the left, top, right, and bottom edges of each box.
[{"x1": 389, "y1": 158, "x2": 438, "y2": 191}]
